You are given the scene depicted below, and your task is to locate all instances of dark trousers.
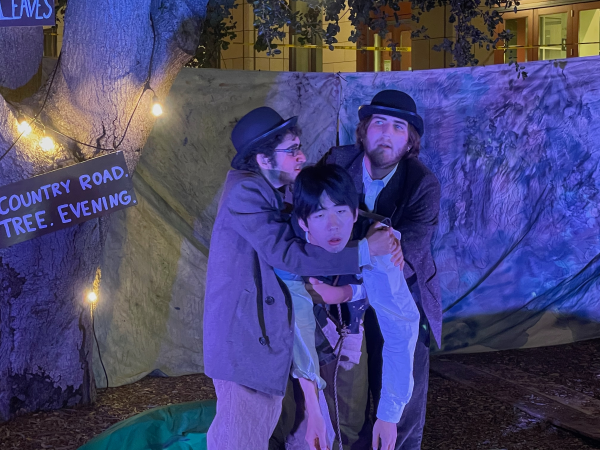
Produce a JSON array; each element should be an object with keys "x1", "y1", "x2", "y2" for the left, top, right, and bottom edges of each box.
[
  {"x1": 269, "y1": 376, "x2": 304, "y2": 450},
  {"x1": 361, "y1": 306, "x2": 431, "y2": 450},
  {"x1": 321, "y1": 331, "x2": 369, "y2": 450}
]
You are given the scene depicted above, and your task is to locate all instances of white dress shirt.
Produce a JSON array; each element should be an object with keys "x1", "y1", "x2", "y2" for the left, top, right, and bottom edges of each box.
[{"x1": 362, "y1": 157, "x2": 398, "y2": 212}]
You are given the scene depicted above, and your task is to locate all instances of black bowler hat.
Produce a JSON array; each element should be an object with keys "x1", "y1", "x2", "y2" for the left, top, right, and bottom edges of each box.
[
  {"x1": 358, "y1": 90, "x2": 424, "y2": 136},
  {"x1": 231, "y1": 107, "x2": 298, "y2": 169}
]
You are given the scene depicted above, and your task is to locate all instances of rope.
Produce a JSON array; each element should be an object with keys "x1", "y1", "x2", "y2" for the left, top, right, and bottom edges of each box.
[{"x1": 332, "y1": 303, "x2": 348, "y2": 450}]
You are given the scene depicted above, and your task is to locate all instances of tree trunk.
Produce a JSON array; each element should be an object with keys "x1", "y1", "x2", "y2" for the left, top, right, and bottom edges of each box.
[
  {"x1": 0, "y1": 0, "x2": 206, "y2": 422},
  {"x1": 0, "y1": 27, "x2": 43, "y2": 102}
]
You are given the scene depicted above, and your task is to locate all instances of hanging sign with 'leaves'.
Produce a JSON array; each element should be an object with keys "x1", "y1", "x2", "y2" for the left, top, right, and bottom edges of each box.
[
  {"x1": 0, "y1": 152, "x2": 137, "y2": 248},
  {"x1": 0, "y1": 0, "x2": 55, "y2": 27}
]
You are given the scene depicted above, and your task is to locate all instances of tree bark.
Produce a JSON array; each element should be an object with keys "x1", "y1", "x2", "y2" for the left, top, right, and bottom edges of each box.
[
  {"x1": 0, "y1": 0, "x2": 206, "y2": 422},
  {"x1": 0, "y1": 27, "x2": 43, "y2": 102}
]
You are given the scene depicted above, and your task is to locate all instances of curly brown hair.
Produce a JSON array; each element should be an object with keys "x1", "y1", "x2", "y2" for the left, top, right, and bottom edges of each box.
[
  {"x1": 235, "y1": 126, "x2": 301, "y2": 172},
  {"x1": 355, "y1": 116, "x2": 421, "y2": 159}
]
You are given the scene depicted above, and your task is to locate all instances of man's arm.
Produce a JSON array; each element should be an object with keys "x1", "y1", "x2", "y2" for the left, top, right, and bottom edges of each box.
[
  {"x1": 277, "y1": 270, "x2": 329, "y2": 450},
  {"x1": 228, "y1": 177, "x2": 359, "y2": 276},
  {"x1": 396, "y1": 172, "x2": 441, "y2": 277},
  {"x1": 277, "y1": 271, "x2": 327, "y2": 388},
  {"x1": 298, "y1": 378, "x2": 328, "y2": 450},
  {"x1": 363, "y1": 243, "x2": 421, "y2": 424},
  {"x1": 228, "y1": 177, "x2": 395, "y2": 276}
]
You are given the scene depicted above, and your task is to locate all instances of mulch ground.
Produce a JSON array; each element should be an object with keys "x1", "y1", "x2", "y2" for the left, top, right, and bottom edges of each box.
[
  {"x1": 1, "y1": 339, "x2": 599, "y2": 450},
  {"x1": 0, "y1": 375, "x2": 216, "y2": 450}
]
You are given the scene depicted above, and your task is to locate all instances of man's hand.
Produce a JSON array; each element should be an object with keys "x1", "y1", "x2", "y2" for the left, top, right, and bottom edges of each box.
[
  {"x1": 306, "y1": 278, "x2": 352, "y2": 305},
  {"x1": 372, "y1": 419, "x2": 397, "y2": 450},
  {"x1": 298, "y1": 378, "x2": 329, "y2": 450},
  {"x1": 390, "y1": 237, "x2": 405, "y2": 270},
  {"x1": 367, "y1": 223, "x2": 405, "y2": 268},
  {"x1": 305, "y1": 407, "x2": 329, "y2": 450},
  {"x1": 366, "y1": 223, "x2": 395, "y2": 257}
]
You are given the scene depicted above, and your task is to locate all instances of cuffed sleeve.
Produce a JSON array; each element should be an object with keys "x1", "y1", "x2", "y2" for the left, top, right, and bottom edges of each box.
[{"x1": 362, "y1": 233, "x2": 420, "y2": 424}]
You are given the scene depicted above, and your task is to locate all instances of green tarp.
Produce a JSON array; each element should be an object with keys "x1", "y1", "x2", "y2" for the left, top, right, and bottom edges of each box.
[{"x1": 78, "y1": 400, "x2": 216, "y2": 450}]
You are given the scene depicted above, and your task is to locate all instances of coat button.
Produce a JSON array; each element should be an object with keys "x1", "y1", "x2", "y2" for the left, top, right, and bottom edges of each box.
[
  {"x1": 259, "y1": 337, "x2": 267, "y2": 346},
  {"x1": 265, "y1": 296, "x2": 275, "y2": 305}
]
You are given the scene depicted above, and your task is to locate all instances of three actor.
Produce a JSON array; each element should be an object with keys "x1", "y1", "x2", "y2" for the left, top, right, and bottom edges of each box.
[
  {"x1": 203, "y1": 106, "x2": 401, "y2": 450},
  {"x1": 204, "y1": 89, "x2": 441, "y2": 450}
]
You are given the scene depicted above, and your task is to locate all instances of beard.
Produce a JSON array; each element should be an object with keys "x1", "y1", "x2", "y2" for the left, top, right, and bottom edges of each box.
[
  {"x1": 365, "y1": 143, "x2": 409, "y2": 169},
  {"x1": 276, "y1": 169, "x2": 297, "y2": 187},
  {"x1": 265, "y1": 162, "x2": 301, "y2": 187}
]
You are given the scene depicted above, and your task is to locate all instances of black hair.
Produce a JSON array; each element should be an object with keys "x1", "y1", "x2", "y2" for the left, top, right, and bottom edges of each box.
[
  {"x1": 235, "y1": 126, "x2": 301, "y2": 172},
  {"x1": 293, "y1": 163, "x2": 359, "y2": 222}
]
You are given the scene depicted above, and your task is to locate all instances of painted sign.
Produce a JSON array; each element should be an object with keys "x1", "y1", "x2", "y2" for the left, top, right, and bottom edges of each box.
[
  {"x1": 0, "y1": 0, "x2": 55, "y2": 27},
  {"x1": 0, "y1": 152, "x2": 137, "y2": 248}
]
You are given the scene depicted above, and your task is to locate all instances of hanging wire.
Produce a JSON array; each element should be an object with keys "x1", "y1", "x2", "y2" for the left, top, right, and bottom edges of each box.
[
  {"x1": 91, "y1": 307, "x2": 110, "y2": 389},
  {"x1": 0, "y1": 51, "x2": 64, "y2": 163},
  {"x1": 0, "y1": 11, "x2": 160, "y2": 163},
  {"x1": 113, "y1": 13, "x2": 158, "y2": 150}
]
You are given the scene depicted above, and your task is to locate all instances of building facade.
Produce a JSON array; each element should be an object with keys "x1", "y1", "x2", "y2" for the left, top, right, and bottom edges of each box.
[
  {"x1": 43, "y1": 0, "x2": 600, "y2": 72},
  {"x1": 219, "y1": 0, "x2": 600, "y2": 72}
]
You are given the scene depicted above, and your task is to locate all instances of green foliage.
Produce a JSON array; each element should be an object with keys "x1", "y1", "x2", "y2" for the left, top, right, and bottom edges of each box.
[
  {"x1": 413, "y1": 0, "x2": 520, "y2": 67},
  {"x1": 250, "y1": 0, "x2": 522, "y2": 67},
  {"x1": 54, "y1": 0, "x2": 526, "y2": 70},
  {"x1": 55, "y1": 0, "x2": 67, "y2": 16},
  {"x1": 187, "y1": 0, "x2": 239, "y2": 68}
]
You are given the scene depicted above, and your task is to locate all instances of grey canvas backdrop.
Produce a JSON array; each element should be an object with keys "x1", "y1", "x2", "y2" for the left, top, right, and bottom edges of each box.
[
  {"x1": 94, "y1": 69, "x2": 341, "y2": 387},
  {"x1": 94, "y1": 60, "x2": 600, "y2": 387}
]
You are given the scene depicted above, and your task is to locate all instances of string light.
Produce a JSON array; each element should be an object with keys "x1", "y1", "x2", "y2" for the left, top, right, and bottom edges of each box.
[
  {"x1": 16, "y1": 116, "x2": 32, "y2": 136},
  {"x1": 151, "y1": 96, "x2": 163, "y2": 117},
  {"x1": 39, "y1": 135, "x2": 56, "y2": 152},
  {"x1": 0, "y1": 13, "x2": 161, "y2": 163},
  {"x1": 87, "y1": 291, "x2": 98, "y2": 303}
]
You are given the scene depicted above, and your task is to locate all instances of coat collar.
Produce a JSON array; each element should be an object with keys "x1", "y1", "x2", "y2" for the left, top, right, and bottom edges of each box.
[
  {"x1": 374, "y1": 158, "x2": 408, "y2": 219},
  {"x1": 347, "y1": 150, "x2": 364, "y2": 195},
  {"x1": 347, "y1": 152, "x2": 409, "y2": 220}
]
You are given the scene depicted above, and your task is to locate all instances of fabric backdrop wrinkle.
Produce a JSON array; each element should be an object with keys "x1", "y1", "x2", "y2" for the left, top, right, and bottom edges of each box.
[{"x1": 95, "y1": 60, "x2": 600, "y2": 387}]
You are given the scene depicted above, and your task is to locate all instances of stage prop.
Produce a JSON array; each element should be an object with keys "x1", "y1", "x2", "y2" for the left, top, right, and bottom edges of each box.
[
  {"x1": 94, "y1": 57, "x2": 600, "y2": 387},
  {"x1": 77, "y1": 400, "x2": 215, "y2": 450},
  {"x1": 94, "y1": 69, "x2": 340, "y2": 386},
  {"x1": 0, "y1": 0, "x2": 55, "y2": 27},
  {"x1": 0, "y1": 152, "x2": 136, "y2": 248}
]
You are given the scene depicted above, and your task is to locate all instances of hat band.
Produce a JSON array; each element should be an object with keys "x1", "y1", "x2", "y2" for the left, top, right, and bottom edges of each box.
[
  {"x1": 361, "y1": 104, "x2": 421, "y2": 121},
  {"x1": 236, "y1": 116, "x2": 298, "y2": 156}
]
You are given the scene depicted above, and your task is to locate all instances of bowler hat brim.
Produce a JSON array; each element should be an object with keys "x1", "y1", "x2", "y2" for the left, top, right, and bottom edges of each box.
[
  {"x1": 359, "y1": 105, "x2": 424, "y2": 137},
  {"x1": 231, "y1": 116, "x2": 298, "y2": 169}
]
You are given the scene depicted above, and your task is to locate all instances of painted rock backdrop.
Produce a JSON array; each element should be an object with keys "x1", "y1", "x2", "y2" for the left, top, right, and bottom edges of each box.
[{"x1": 93, "y1": 58, "x2": 600, "y2": 387}]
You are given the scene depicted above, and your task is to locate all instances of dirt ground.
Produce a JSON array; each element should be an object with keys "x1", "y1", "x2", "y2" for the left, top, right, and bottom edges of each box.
[{"x1": 1, "y1": 339, "x2": 599, "y2": 450}]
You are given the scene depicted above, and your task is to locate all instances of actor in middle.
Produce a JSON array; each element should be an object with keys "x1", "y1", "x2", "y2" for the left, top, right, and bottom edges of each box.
[{"x1": 273, "y1": 163, "x2": 420, "y2": 450}]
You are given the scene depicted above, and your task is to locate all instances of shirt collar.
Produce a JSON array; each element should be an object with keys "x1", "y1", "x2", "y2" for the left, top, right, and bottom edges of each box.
[{"x1": 362, "y1": 157, "x2": 398, "y2": 188}]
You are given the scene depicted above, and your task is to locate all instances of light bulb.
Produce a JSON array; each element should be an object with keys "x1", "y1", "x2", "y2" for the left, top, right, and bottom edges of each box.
[
  {"x1": 151, "y1": 96, "x2": 163, "y2": 117},
  {"x1": 17, "y1": 118, "x2": 32, "y2": 136},
  {"x1": 87, "y1": 292, "x2": 98, "y2": 303},
  {"x1": 39, "y1": 136, "x2": 55, "y2": 152}
]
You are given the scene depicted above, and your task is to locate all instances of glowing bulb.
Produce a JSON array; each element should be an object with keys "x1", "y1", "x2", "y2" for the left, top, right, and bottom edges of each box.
[
  {"x1": 39, "y1": 136, "x2": 55, "y2": 152},
  {"x1": 87, "y1": 292, "x2": 98, "y2": 303},
  {"x1": 17, "y1": 119, "x2": 32, "y2": 136},
  {"x1": 151, "y1": 96, "x2": 163, "y2": 117}
]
